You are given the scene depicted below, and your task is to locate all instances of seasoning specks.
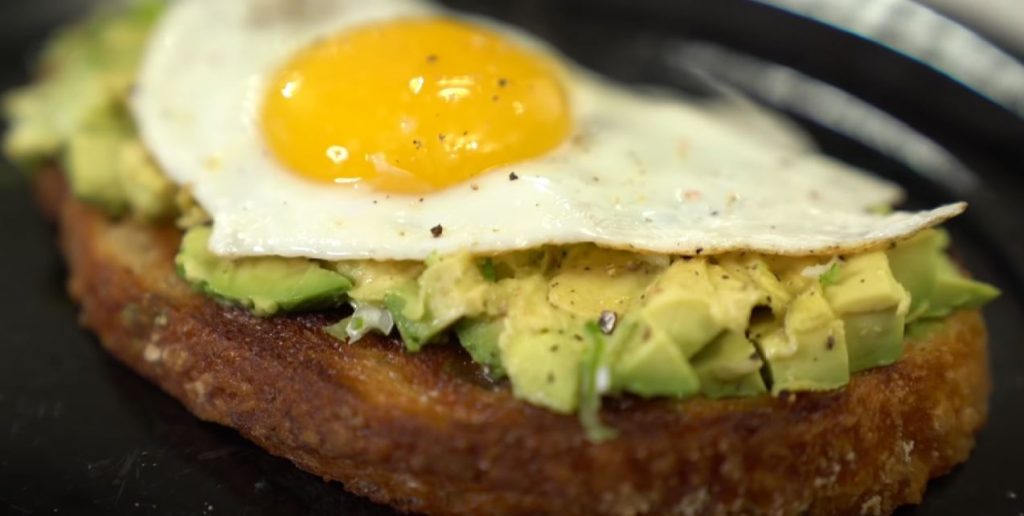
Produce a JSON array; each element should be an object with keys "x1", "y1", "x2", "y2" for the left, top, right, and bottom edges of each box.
[
  {"x1": 509, "y1": 172, "x2": 519, "y2": 181},
  {"x1": 430, "y1": 225, "x2": 444, "y2": 238},
  {"x1": 598, "y1": 311, "x2": 618, "y2": 335}
]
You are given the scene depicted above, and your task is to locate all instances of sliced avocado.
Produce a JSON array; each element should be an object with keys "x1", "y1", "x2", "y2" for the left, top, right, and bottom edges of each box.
[
  {"x1": 547, "y1": 245, "x2": 662, "y2": 318},
  {"x1": 455, "y1": 317, "x2": 506, "y2": 379},
  {"x1": 754, "y1": 285, "x2": 849, "y2": 394},
  {"x1": 176, "y1": 227, "x2": 352, "y2": 316},
  {"x1": 117, "y1": 139, "x2": 176, "y2": 220},
  {"x1": 691, "y1": 331, "x2": 767, "y2": 398}
]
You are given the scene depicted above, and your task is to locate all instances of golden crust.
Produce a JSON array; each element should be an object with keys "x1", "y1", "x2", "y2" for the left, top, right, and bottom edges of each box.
[{"x1": 43, "y1": 171, "x2": 990, "y2": 515}]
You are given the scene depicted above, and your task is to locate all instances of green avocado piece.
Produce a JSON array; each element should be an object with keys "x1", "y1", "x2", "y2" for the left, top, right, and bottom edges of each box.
[
  {"x1": 691, "y1": 331, "x2": 767, "y2": 398},
  {"x1": 3, "y1": 0, "x2": 163, "y2": 164},
  {"x1": 383, "y1": 287, "x2": 444, "y2": 351},
  {"x1": 886, "y1": 229, "x2": 945, "y2": 320},
  {"x1": 754, "y1": 285, "x2": 849, "y2": 394},
  {"x1": 612, "y1": 323, "x2": 701, "y2": 398},
  {"x1": 823, "y1": 252, "x2": 909, "y2": 373},
  {"x1": 455, "y1": 318, "x2": 506, "y2": 379},
  {"x1": 921, "y1": 254, "x2": 1000, "y2": 318},
  {"x1": 497, "y1": 277, "x2": 587, "y2": 413},
  {"x1": 842, "y1": 310, "x2": 905, "y2": 372},
  {"x1": 176, "y1": 227, "x2": 352, "y2": 316},
  {"x1": 382, "y1": 253, "x2": 490, "y2": 351},
  {"x1": 65, "y1": 126, "x2": 129, "y2": 215},
  {"x1": 546, "y1": 245, "x2": 663, "y2": 318}
]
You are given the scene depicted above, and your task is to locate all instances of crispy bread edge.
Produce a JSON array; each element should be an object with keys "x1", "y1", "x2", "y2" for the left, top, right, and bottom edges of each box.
[{"x1": 41, "y1": 170, "x2": 990, "y2": 516}]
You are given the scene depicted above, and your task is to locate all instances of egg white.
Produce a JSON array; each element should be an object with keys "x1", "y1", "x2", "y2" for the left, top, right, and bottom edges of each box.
[{"x1": 132, "y1": 0, "x2": 963, "y2": 261}]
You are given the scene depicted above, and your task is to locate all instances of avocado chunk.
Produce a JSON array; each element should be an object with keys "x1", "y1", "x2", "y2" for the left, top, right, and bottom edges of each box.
[
  {"x1": 176, "y1": 227, "x2": 352, "y2": 316},
  {"x1": 823, "y1": 252, "x2": 910, "y2": 373},
  {"x1": 547, "y1": 245, "x2": 663, "y2": 318},
  {"x1": 333, "y1": 260, "x2": 423, "y2": 304},
  {"x1": 455, "y1": 318, "x2": 506, "y2": 379},
  {"x1": 383, "y1": 253, "x2": 490, "y2": 351},
  {"x1": 611, "y1": 320, "x2": 701, "y2": 398},
  {"x1": 691, "y1": 331, "x2": 767, "y2": 398},
  {"x1": 921, "y1": 254, "x2": 1000, "y2": 319},
  {"x1": 842, "y1": 310, "x2": 905, "y2": 372},
  {"x1": 4, "y1": 0, "x2": 163, "y2": 164},
  {"x1": 66, "y1": 125, "x2": 130, "y2": 215},
  {"x1": 887, "y1": 230, "x2": 943, "y2": 320},
  {"x1": 497, "y1": 277, "x2": 587, "y2": 413},
  {"x1": 753, "y1": 284, "x2": 849, "y2": 394}
]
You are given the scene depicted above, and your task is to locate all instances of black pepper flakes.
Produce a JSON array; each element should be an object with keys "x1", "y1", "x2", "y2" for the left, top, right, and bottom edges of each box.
[
  {"x1": 695, "y1": 247, "x2": 704, "y2": 255},
  {"x1": 826, "y1": 335, "x2": 836, "y2": 350},
  {"x1": 438, "y1": 133, "x2": 447, "y2": 142},
  {"x1": 509, "y1": 172, "x2": 519, "y2": 181},
  {"x1": 497, "y1": 78, "x2": 508, "y2": 88},
  {"x1": 426, "y1": 54, "x2": 438, "y2": 63},
  {"x1": 598, "y1": 310, "x2": 618, "y2": 335},
  {"x1": 430, "y1": 225, "x2": 444, "y2": 238},
  {"x1": 412, "y1": 139, "x2": 423, "y2": 150}
]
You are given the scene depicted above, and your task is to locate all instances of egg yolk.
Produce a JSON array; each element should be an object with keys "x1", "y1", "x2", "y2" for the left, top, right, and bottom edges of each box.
[{"x1": 262, "y1": 18, "x2": 572, "y2": 193}]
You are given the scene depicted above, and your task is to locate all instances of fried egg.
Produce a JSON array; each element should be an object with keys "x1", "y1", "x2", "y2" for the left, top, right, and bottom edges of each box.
[{"x1": 131, "y1": 0, "x2": 963, "y2": 261}]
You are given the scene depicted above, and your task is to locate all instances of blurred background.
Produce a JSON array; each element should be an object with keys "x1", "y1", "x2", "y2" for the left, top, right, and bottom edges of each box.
[{"x1": 1, "y1": 1, "x2": 1022, "y2": 515}]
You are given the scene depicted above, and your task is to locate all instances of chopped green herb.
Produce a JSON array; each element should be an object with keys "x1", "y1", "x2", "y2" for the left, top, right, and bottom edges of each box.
[
  {"x1": 819, "y1": 262, "x2": 842, "y2": 285},
  {"x1": 479, "y1": 258, "x2": 497, "y2": 283},
  {"x1": 578, "y1": 322, "x2": 617, "y2": 443}
]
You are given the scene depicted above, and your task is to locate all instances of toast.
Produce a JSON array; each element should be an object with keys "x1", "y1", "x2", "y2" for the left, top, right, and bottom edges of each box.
[{"x1": 37, "y1": 167, "x2": 990, "y2": 516}]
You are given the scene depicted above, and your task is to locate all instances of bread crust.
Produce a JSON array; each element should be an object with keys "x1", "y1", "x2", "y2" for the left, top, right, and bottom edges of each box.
[{"x1": 43, "y1": 171, "x2": 990, "y2": 516}]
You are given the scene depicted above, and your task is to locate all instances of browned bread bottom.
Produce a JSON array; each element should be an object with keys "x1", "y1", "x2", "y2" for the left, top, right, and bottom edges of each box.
[{"x1": 40, "y1": 170, "x2": 990, "y2": 516}]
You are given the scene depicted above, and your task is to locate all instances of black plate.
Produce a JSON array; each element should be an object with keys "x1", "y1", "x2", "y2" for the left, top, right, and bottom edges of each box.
[{"x1": 1, "y1": 1, "x2": 1022, "y2": 515}]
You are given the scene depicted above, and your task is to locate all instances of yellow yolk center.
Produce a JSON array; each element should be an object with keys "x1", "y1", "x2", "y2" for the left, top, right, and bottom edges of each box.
[{"x1": 261, "y1": 18, "x2": 572, "y2": 193}]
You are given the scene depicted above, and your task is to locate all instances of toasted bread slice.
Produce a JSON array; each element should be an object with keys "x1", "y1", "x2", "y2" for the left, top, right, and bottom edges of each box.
[{"x1": 38, "y1": 169, "x2": 989, "y2": 516}]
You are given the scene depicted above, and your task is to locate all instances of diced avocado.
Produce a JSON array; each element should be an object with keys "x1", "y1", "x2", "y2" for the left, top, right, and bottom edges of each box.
[
  {"x1": 66, "y1": 127, "x2": 129, "y2": 215},
  {"x1": 720, "y1": 255, "x2": 791, "y2": 315},
  {"x1": 921, "y1": 254, "x2": 1000, "y2": 318},
  {"x1": 822, "y1": 252, "x2": 909, "y2": 372},
  {"x1": 611, "y1": 322, "x2": 701, "y2": 398},
  {"x1": 117, "y1": 139, "x2": 176, "y2": 220},
  {"x1": 3, "y1": 0, "x2": 163, "y2": 164},
  {"x1": 823, "y1": 253, "x2": 909, "y2": 314},
  {"x1": 639, "y1": 260, "x2": 721, "y2": 357},
  {"x1": 842, "y1": 310, "x2": 905, "y2": 372},
  {"x1": 887, "y1": 230, "x2": 944, "y2": 320},
  {"x1": 176, "y1": 226, "x2": 352, "y2": 316},
  {"x1": 547, "y1": 245, "x2": 662, "y2": 318},
  {"x1": 384, "y1": 286, "x2": 445, "y2": 351},
  {"x1": 383, "y1": 253, "x2": 490, "y2": 350},
  {"x1": 691, "y1": 331, "x2": 767, "y2": 398},
  {"x1": 888, "y1": 229, "x2": 999, "y2": 321},
  {"x1": 333, "y1": 260, "x2": 423, "y2": 304},
  {"x1": 498, "y1": 277, "x2": 587, "y2": 413},
  {"x1": 639, "y1": 259, "x2": 763, "y2": 358},
  {"x1": 754, "y1": 285, "x2": 849, "y2": 394},
  {"x1": 455, "y1": 318, "x2": 506, "y2": 379}
]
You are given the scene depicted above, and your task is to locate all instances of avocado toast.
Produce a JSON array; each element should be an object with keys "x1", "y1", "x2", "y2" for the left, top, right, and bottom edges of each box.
[{"x1": 5, "y1": 2, "x2": 999, "y2": 515}]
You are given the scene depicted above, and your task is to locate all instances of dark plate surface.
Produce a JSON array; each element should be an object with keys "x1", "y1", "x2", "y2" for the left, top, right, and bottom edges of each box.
[{"x1": 1, "y1": 1, "x2": 1022, "y2": 515}]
